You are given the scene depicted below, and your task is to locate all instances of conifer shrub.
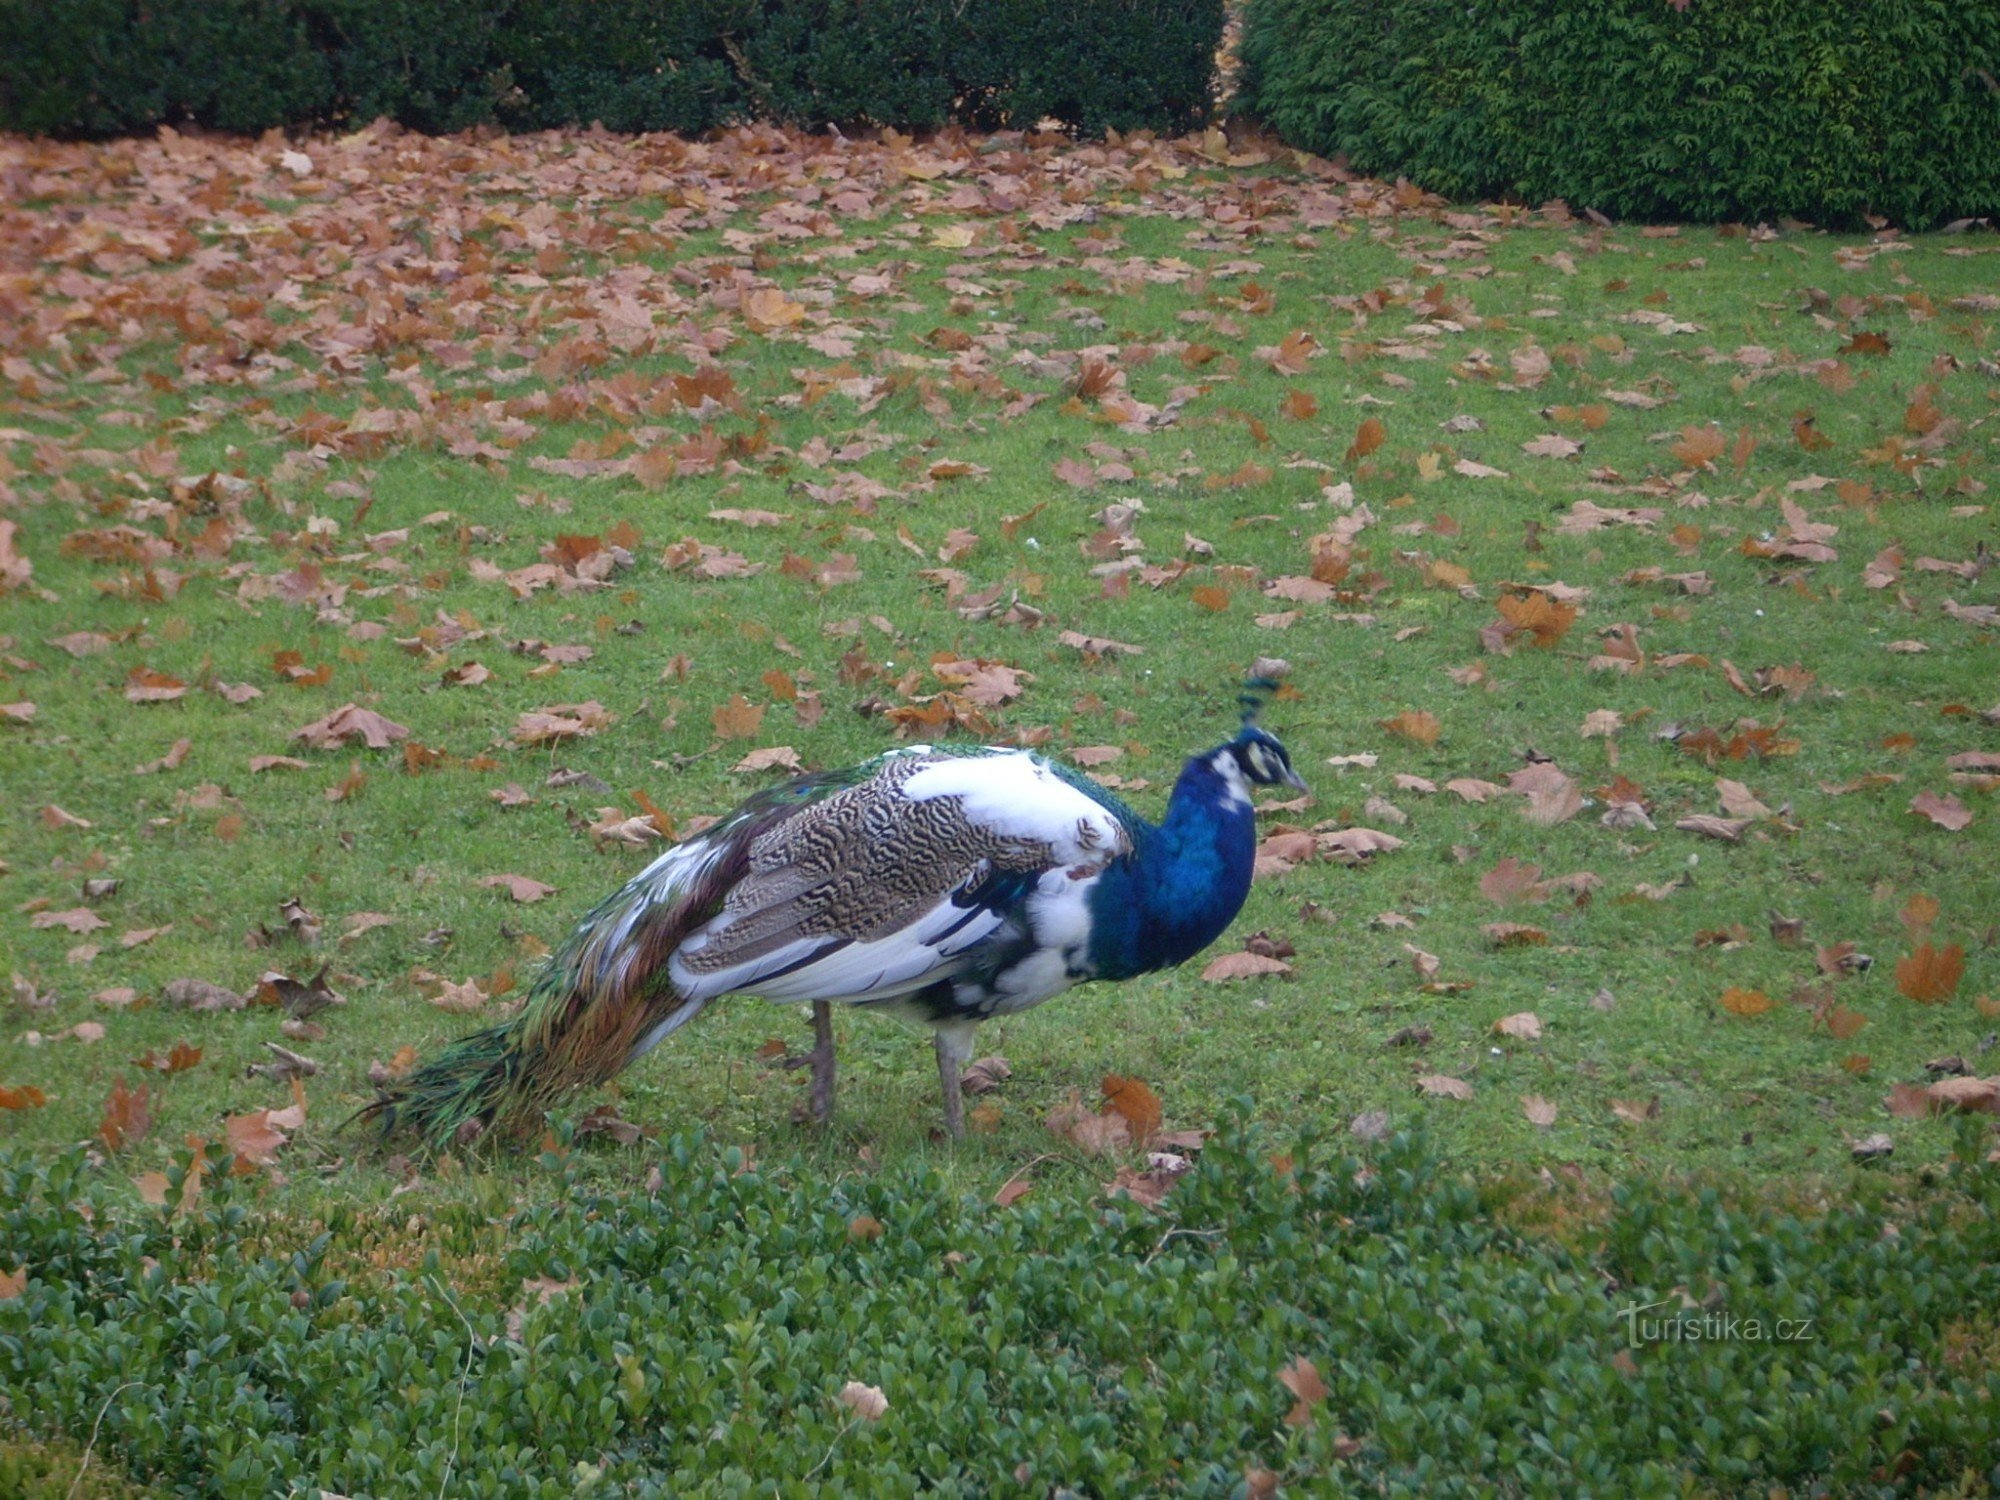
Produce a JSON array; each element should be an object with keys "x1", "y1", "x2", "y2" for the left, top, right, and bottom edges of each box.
[
  {"x1": 1236, "y1": 0, "x2": 2000, "y2": 229},
  {"x1": 0, "y1": 0, "x2": 1225, "y2": 139}
]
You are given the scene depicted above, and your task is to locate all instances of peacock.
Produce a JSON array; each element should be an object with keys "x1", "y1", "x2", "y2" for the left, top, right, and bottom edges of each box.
[{"x1": 365, "y1": 707, "x2": 1306, "y2": 1149}]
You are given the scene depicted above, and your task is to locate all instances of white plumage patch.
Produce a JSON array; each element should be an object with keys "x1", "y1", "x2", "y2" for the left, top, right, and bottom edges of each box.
[
  {"x1": 669, "y1": 893, "x2": 1005, "y2": 1005},
  {"x1": 902, "y1": 751, "x2": 1130, "y2": 866},
  {"x1": 1208, "y1": 749, "x2": 1252, "y2": 811}
]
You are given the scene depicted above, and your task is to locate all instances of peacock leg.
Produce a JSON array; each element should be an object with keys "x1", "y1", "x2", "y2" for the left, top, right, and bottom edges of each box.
[
  {"x1": 808, "y1": 1000, "x2": 836, "y2": 1124},
  {"x1": 933, "y1": 1023, "x2": 975, "y2": 1140}
]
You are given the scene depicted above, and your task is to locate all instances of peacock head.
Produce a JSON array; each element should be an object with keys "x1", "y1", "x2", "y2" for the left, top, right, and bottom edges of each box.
[{"x1": 1227, "y1": 724, "x2": 1308, "y2": 791}]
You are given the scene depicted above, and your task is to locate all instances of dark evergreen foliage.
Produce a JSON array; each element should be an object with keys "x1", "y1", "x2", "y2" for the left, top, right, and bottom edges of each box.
[
  {"x1": 1236, "y1": 0, "x2": 2000, "y2": 229},
  {"x1": 0, "y1": 0, "x2": 1224, "y2": 139}
]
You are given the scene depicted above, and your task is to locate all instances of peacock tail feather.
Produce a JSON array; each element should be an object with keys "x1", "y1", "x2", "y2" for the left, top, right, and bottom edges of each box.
[{"x1": 361, "y1": 765, "x2": 868, "y2": 1148}]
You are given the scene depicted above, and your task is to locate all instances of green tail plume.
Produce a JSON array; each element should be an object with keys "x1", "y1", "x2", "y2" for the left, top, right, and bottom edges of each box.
[{"x1": 359, "y1": 839, "x2": 738, "y2": 1152}]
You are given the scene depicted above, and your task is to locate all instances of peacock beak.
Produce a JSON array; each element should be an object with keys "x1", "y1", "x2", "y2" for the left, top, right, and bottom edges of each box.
[{"x1": 1281, "y1": 764, "x2": 1308, "y2": 791}]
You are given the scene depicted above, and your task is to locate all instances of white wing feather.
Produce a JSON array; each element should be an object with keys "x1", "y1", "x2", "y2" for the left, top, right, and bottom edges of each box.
[{"x1": 662, "y1": 748, "x2": 1124, "y2": 1011}]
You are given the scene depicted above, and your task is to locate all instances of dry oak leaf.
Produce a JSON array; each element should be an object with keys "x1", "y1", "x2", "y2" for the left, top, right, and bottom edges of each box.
[
  {"x1": 1485, "y1": 924, "x2": 1550, "y2": 948},
  {"x1": 1522, "y1": 1095, "x2": 1558, "y2": 1128},
  {"x1": 1417, "y1": 1074, "x2": 1475, "y2": 1101},
  {"x1": 0, "y1": 701, "x2": 34, "y2": 724},
  {"x1": 1493, "y1": 1012, "x2": 1544, "y2": 1039},
  {"x1": 1909, "y1": 791, "x2": 1972, "y2": 831},
  {"x1": 1202, "y1": 950, "x2": 1294, "y2": 981},
  {"x1": 480, "y1": 874, "x2": 556, "y2": 903},
  {"x1": 1611, "y1": 1096, "x2": 1662, "y2": 1124},
  {"x1": 162, "y1": 977, "x2": 244, "y2": 1011},
  {"x1": 292, "y1": 704, "x2": 409, "y2": 750},
  {"x1": 1897, "y1": 944, "x2": 1965, "y2": 1004}
]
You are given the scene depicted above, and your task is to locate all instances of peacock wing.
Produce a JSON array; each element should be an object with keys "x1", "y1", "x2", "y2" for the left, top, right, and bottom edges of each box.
[{"x1": 666, "y1": 748, "x2": 1132, "y2": 1005}]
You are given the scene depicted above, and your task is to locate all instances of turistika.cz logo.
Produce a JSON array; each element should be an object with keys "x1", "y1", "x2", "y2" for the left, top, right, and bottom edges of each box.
[{"x1": 1617, "y1": 1299, "x2": 1818, "y2": 1347}]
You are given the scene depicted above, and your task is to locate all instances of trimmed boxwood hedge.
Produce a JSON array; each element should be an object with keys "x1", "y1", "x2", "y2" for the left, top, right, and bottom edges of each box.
[
  {"x1": 1236, "y1": 0, "x2": 2000, "y2": 229},
  {"x1": 5, "y1": 1117, "x2": 2000, "y2": 1494},
  {"x1": 0, "y1": 0, "x2": 1223, "y2": 139}
]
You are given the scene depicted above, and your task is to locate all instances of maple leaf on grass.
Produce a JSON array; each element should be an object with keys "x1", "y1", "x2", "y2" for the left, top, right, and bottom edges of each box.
[
  {"x1": 292, "y1": 703, "x2": 409, "y2": 751},
  {"x1": 1480, "y1": 857, "x2": 1547, "y2": 905},
  {"x1": 1510, "y1": 763, "x2": 1583, "y2": 826},
  {"x1": 226, "y1": 1101, "x2": 306, "y2": 1167},
  {"x1": 1897, "y1": 944, "x2": 1965, "y2": 1004},
  {"x1": 1500, "y1": 590, "x2": 1579, "y2": 647},
  {"x1": 133, "y1": 1041, "x2": 202, "y2": 1074},
  {"x1": 960, "y1": 1057, "x2": 1012, "y2": 1094},
  {"x1": 1417, "y1": 1074, "x2": 1474, "y2": 1101},
  {"x1": 1909, "y1": 791, "x2": 1972, "y2": 831},
  {"x1": 1100, "y1": 1075, "x2": 1163, "y2": 1145},
  {"x1": 734, "y1": 746, "x2": 804, "y2": 774},
  {"x1": 1719, "y1": 987, "x2": 1775, "y2": 1017},
  {"x1": 98, "y1": 1076, "x2": 153, "y2": 1154},
  {"x1": 1378, "y1": 709, "x2": 1441, "y2": 746},
  {"x1": 1201, "y1": 950, "x2": 1293, "y2": 980},
  {"x1": 480, "y1": 874, "x2": 556, "y2": 903}
]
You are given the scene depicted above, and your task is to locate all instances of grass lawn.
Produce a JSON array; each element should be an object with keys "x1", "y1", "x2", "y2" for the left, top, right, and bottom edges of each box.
[{"x1": 2, "y1": 121, "x2": 1999, "y2": 1494}]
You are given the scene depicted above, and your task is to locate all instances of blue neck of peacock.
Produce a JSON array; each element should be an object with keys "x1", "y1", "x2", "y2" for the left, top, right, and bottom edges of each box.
[{"x1": 1087, "y1": 749, "x2": 1258, "y2": 979}]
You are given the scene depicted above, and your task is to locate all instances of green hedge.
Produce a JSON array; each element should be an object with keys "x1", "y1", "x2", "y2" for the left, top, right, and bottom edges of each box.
[
  {"x1": 0, "y1": 0, "x2": 1222, "y2": 139},
  {"x1": 1236, "y1": 0, "x2": 2000, "y2": 229},
  {"x1": 6, "y1": 1119, "x2": 2000, "y2": 1494}
]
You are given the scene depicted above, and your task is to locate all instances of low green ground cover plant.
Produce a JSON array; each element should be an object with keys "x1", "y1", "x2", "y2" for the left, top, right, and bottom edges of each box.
[{"x1": 6, "y1": 1119, "x2": 2000, "y2": 1495}]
